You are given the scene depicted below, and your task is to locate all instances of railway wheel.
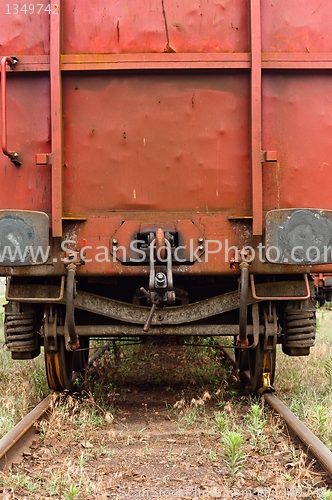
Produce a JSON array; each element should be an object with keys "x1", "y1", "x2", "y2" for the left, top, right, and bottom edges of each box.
[
  {"x1": 248, "y1": 336, "x2": 276, "y2": 392},
  {"x1": 45, "y1": 336, "x2": 74, "y2": 392}
]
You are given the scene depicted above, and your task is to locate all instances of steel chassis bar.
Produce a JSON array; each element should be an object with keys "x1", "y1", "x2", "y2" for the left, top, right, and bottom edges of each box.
[
  {"x1": 1, "y1": 54, "x2": 332, "y2": 72},
  {"x1": 6, "y1": 280, "x2": 312, "y2": 325},
  {"x1": 221, "y1": 347, "x2": 332, "y2": 480},
  {"x1": 57, "y1": 324, "x2": 265, "y2": 337}
]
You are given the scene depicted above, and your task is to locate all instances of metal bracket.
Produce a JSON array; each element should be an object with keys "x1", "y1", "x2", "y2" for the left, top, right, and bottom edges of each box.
[
  {"x1": 250, "y1": 274, "x2": 311, "y2": 301},
  {"x1": 6, "y1": 276, "x2": 65, "y2": 303}
]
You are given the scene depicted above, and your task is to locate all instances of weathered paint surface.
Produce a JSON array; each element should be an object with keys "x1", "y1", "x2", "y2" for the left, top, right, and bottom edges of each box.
[
  {"x1": 262, "y1": 73, "x2": 332, "y2": 210},
  {"x1": 261, "y1": 0, "x2": 332, "y2": 52},
  {"x1": 0, "y1": 8, "x2": 50, "y2": 55},
  {"x1": 63, "y1": 72, "x2": 250, "y2": 214},
  {"x1": 62, "y1": 0, "x2": 249, "y2": 54},
  {"x1": 0, "y1": 75, "x2": 51, "y2": 212}
]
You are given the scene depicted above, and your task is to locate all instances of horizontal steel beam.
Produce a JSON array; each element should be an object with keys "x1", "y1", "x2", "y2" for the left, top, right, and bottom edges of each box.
[
  {"x1": 1, "y1": 53, "x2": 332, "y2": 73},
  {"x1": 57, "y1": 324, "x2": 265, "y2": 337},
  {"x1": 6, "y1": 279, "x2": 313, "y2": 324}
]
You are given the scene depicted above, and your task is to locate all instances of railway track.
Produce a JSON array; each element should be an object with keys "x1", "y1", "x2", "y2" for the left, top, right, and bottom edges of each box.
[
  {"x1": 1, "y1": 343, "x2": 332, "y2": 492},
  {"x1": 0, "y1": 342, "x2": 111, "y2": 471},
  {"x1": 221, "y1": 346, "x2": 332, "y2": 480},
  {"x1": 0, "y1": 394, "x2": 54, "y2": 470}
]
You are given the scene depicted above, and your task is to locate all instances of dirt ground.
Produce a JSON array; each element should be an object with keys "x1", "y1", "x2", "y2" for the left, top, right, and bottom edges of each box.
[{"x1": 1, "y1": 342, "x2": 332, "y2": 499}]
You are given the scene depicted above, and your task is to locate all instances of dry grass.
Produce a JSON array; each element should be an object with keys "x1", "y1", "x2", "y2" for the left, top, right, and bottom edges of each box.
[
  {"x1": 0, "y1": 295, "x2": 48, "y2": 437},
  {"x1": 275, "y1": 308, "x2": 332, "y2": 447}
]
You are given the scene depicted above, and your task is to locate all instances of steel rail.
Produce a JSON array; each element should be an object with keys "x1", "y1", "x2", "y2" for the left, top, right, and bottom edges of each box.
[
  {"x1": 221, "y1": 346, "x2": 332, "y2": 479},
  {"x1": 0, "y1": 395, "x2": 54, "y2": 469},
  {"x1": 0, "y1": 343, "x2": 111, "y2": 469}
]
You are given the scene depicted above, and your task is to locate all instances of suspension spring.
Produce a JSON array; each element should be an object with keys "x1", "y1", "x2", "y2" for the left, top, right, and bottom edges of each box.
[
  {"x1": 5, "y1": 313, "x2": 36, "y2": 352},
  {"x1": 284, "y1": 309, "x2": 316, "y2": 348}
]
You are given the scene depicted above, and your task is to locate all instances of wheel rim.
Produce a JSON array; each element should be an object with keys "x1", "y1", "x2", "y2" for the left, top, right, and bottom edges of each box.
[
  {"x1": 249, "y1": 337, "x2": 276, "y2": 391},
  {"x1": 45, "y1": 336, "x2": 73, "y2": 391}
]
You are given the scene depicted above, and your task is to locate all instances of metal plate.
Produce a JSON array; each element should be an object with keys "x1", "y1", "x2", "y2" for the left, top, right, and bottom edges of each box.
[
  {"x1": 0, "y1": 210, "x2": 49, "y2": 266},
  {"x1": 265, "y1": 209, "x2": 332, "y2": 264}
]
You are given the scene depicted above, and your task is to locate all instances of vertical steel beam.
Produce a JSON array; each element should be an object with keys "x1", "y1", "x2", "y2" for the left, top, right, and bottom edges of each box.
[
  {"x1": 50, "y1": 1, "x2": 63, "y2": 237},
  {"x1": 250, "y1": 0, "x2": 263, "y2": 236}
]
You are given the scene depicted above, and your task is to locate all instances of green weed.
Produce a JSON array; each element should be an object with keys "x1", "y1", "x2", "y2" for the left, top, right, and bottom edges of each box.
[
  {"x1": 64, "y1": 485, "x2": 80, "y2": 500},
  {"x1": 215, "y1": 411, "x2": 229, "y2": 433},
  {"x1": 245, "y1": 402, "x2": 267, "y2": 449},
  {"x1": 221, "y1": 430, "x2": 246, "y2": 478},
  {"x1": 310, "y1": 405, "x2": 332, "y2": 447}
]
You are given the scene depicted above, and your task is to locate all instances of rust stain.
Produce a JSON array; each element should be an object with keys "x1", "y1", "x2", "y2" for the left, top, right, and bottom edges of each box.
[
  {"x1": 161, "y1": 0, "x2": 176, "y2": 53},
  {"x1": 116, "y1": 20, "x2": 120, "y2": 43}
]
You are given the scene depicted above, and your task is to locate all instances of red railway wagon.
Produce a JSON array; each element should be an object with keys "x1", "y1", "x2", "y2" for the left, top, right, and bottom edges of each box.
[{"x1": 1, "y1": 0, "x2": 331, "y2": 391}]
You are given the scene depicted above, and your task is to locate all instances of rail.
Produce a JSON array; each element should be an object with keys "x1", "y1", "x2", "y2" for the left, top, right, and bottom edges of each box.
[
  {"x1": 221, "y1": 346, "x2": 332, "y2": 480},
  {"x1": 0, "y1": 343, "x2": 111, "y2": 470}
]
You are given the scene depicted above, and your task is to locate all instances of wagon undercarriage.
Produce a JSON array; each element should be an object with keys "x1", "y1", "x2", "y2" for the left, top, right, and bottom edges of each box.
[{"x1": 4, "y1": 274, "x2": 316, "y2": 392}]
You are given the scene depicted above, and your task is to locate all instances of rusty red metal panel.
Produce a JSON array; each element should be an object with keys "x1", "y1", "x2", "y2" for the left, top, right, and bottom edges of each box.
[
  {"x1": 262, "y1": 73, "x2": 332, "y2": 211},
  {"x1": 0, "y1": 74, "x2": 51, "y2": 212},
  {"x1": 262, "y1": 0, "x2": 332, "y2": 53},
  {"x1": 62, "y1": 72, "x2": 250, "y2": 215},
  {"x1": 62, "y1": 0, "x2": 249, "y2": 54},
  {"x1": 0, "y1": 6, "x2": 50, "y2": 56}
]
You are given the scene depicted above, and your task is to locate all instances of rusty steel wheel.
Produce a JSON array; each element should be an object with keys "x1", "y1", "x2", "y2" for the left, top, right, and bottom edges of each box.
[
  {"x1": 45, "y1": 336, "x2": 73, "y2": 392},
  {"x1": 248, "y1": 336, "x2": 276, "y2": 392}
]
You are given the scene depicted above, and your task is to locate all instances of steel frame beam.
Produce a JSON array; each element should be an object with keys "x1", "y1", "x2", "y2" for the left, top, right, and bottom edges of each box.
[
  {"x1": 50, "y1": 0, "x2": 63, "y2": 237},
  {"x1": 1, "y1": 54, "x2": 332, "y2": 72},
  {"x1": 56, "y1": 324, "x2": 265, "y2": 337},
  {"x1": 250, "y1": 0, "x2": 263, "y2": 236},
  {"x1": 6, "y1": 280, "x2": 313, "y2": 324}
]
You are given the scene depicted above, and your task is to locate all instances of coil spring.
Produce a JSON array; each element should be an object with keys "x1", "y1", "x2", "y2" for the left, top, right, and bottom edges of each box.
[
  {"x1": 5, "y1": 313, "x2": 36, "y2": 352},
  {"x1": 284, "y1": 309, "x2": 316, "y2": 348}
]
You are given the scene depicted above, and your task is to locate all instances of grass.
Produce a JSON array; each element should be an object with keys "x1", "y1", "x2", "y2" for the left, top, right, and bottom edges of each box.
[
  {"x1": 0, "y1": 292, "x2": 49, "y2": 438},
  {"x1": 275, "y1": 308, "x2": 332, "y2": 447}
]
